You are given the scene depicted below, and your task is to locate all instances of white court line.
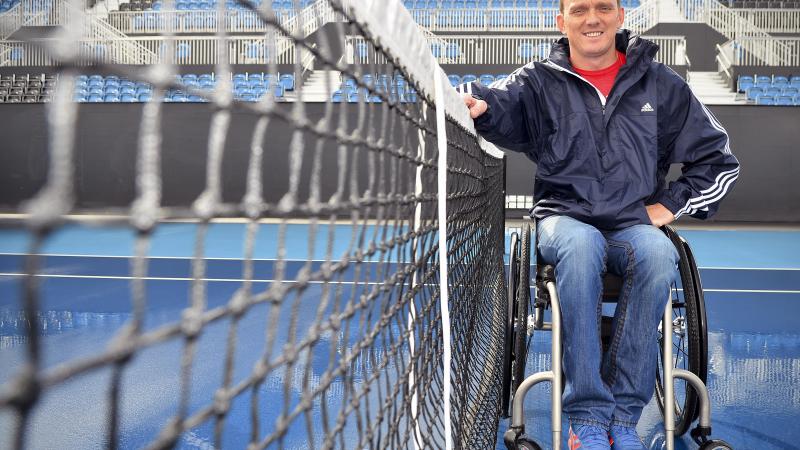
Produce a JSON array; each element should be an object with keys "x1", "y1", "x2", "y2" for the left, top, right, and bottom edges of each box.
[
  {"x1": 0, "y1": 273, "x2": 799, "y2": 294},
  {"x1": 0, "y1": 273, "x2": 386, "y2": 285},
  {"x1": 0, "y1": 253, "x2": 402, "y2": 263},
  {"x1": 0, "y1": 253, "x2": 799, "y2": 271}
]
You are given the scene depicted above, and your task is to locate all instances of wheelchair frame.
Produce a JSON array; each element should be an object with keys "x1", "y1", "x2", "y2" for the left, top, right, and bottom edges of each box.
[{"x1": 502, "y1": 222, "x2": 732, "y2": 450}]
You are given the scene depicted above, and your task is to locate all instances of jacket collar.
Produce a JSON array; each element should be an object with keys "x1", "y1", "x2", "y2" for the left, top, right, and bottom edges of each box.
[{"x1": 547, "y1": 29, "x2": 659, "y2": 72}]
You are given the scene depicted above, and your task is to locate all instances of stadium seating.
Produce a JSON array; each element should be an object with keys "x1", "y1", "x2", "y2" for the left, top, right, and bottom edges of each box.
[
  {"x1": 721, "y1": 0, "x2": 800, "y2": 7},
  {"x1": 0, "y1": 0, "x2": 20, "y2": 13},
  {"x1": 331, "y1": 74, "x2": 420, "y2": 103},
  {"x1": 0, "y1": 73, "x2": 295, "y2": 103},
  {"x1": 116, "y1": 0, "x2": 315, "y2": 13},
  {"x1": 737, "y1": 74, "x2": 800, "y2": 106}
]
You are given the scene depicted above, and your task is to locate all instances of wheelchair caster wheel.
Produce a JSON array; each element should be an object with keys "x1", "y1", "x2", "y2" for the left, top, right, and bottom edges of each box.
[
  {"x1": 698, "y1": 440, "x2": 733, "y2": 450},
  {"x1": 515, "y1": 436, "x2": 543, "y2": 450}
]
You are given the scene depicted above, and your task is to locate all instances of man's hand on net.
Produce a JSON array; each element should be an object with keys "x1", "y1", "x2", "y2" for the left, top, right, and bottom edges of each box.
[
  {"x1": 646, "y1": 203, "x2": 676, "y2": 227},
  {"x1": 462, "y1": 93, "x2": 488, "y2": 119}
]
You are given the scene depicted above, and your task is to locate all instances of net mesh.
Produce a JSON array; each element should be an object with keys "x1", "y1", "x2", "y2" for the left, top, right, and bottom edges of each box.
[{"x1": 0, "y1": 0, "x2": 507, "y2": 448}]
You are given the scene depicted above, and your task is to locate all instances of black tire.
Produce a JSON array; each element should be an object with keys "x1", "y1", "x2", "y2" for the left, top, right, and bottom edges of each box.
[
  {"x1": 655, "y1": 226, "x2": 708, "y2": 436},
  {"x1": 516, "y1": 436, "x2": 543, "y2": 450},
  {"x1": 511, "y1": 224, "x2": 532, "y2": 408},
  {"x1": 501, "y1": 232, "x2": 520, "y2": 417},
  {"x1": 698, "y1": 440, "x2": 734, "y2": 450}
]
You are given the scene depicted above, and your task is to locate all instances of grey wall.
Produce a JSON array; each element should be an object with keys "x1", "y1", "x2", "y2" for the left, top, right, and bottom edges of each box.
[
  {"x1": 644, "y1": 22, "x2": 727, "y2": 72},
  {"x1": 0, "y1": 103, "x2": 798, "y2": 223}
]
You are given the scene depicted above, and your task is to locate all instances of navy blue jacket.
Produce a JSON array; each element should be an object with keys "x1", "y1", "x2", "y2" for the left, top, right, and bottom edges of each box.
[{"x1": 468, "y1": 31, "x2": 740, "y2": 230}]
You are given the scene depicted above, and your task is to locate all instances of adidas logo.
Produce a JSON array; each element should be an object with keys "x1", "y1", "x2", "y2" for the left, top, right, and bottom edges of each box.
[{"x1": 641, "y1": 102, "x2": 654, "y2": 112}]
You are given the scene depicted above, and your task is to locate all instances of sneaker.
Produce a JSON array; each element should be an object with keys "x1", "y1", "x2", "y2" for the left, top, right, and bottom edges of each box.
[
  {"x1": 609, "y1": 424, "x2": 646, "y2": 450},
  {"x1": 567, "y1": 424, "x2": 612, "y2": 450}
]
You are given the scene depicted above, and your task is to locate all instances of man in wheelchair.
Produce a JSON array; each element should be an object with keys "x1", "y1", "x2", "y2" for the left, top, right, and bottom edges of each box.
[{"x1": 461, "y1": 0, "x2": 740, "y2": 447}]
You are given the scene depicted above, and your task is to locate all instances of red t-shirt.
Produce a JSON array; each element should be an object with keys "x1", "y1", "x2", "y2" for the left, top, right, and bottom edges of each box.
[{"x1": 572, "y1": 51, "x2": 627, "y2": 98}]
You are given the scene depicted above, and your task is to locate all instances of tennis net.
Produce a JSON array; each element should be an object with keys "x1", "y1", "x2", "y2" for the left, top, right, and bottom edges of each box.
[{"x1": 0, "y1": 0, "x2": 508, "y2": 448}]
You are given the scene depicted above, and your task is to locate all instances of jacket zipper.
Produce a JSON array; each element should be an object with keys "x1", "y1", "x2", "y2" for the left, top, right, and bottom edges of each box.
[{"x1": 544, "y1": 60, "x2": 607, "y2": 116}]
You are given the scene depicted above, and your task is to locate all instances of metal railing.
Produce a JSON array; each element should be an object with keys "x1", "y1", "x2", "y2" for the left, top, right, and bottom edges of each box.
[
  {"x1": 623, "y1": 0, "x2": 660, "y2": 34},
  {"x1": 0, "y1": 35, "x2": 295, "y2": 66},
  {"x1": 102, "y1": 2, "x2": 664, "y2": 34},
  {"x1": 731, "y1": 36, "x2": 800, "y2": 65},
  {"x1": 728, "y1": 8, "x2": 800, "y2": 34},
  {"x1": 0, "y1": 0, "x2": 157, "y2": 65},
  {"x1": 407, "y1": 7, "x2": 559, "y2": 31},
  {"x1": 677, "y1": 0, "x2": 793, "y2": 65},
  {"x1": 106, "y1": 9, "x2": 297, "y2": 34},
  {"x1": 715, "y1": 42, "x2": 733, "y2": 85},
  {"x1": 348, "y1": 34, "x2": 688, "y2": 66}
]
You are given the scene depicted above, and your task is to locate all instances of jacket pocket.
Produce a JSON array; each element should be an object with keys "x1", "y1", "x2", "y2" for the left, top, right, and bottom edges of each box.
[{"x1": 539, "y1": 112, "x2": 590, "y2": 175}]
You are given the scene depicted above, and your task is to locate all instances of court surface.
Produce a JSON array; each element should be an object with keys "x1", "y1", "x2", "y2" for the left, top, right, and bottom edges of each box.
[{"x1": 0, "y1": 223, "x2": 798, "y2": 449}]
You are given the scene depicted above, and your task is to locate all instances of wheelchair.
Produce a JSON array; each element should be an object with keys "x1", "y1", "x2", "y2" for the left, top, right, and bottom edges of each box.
[{"x1": 501, "y1": 222, "x2": 733, "y2": 450}]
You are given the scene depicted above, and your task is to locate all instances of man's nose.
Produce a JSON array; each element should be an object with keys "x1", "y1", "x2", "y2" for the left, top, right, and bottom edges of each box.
[{"x1": 586, "y1": 8, "x2": 601, "y2": 24}]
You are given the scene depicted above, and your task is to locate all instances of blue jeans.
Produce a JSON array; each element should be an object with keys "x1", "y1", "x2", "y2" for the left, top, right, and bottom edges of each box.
[{"x1": 536, "y1": 215, "x2": 679, "y2": 429}]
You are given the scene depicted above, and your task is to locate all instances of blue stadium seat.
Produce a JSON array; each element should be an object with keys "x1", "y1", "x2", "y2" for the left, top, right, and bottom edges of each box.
[
  {"x1": 772, "y1": 76, "x2": 789, "y2": 87},
  {"x1": 479, "y1": 74, "x2": 495, "y2": 85},
  {"x1": 775, "y1": 95, "x2": 794, "y2": 106},
  {"x1": 87, "y1": 94, "x2": 104, "y2": 102},
  {"x1": 746, "y1": 87, "x2": 763, "y2": 101},
  {"x1": 462, "y1": 74, "x2": 477, "y2": 83},
  {"x1": 448, "y1": 74, "x2": 462, "y2": 86},
  {"x1": 782, "y1": 87, "x2": 798, "y2": 97},
  {"x1": 766, "y1": 87, "x2": 782, "y2": 97},
  {"x1": 496, "y1": 74, "x2": 508, "y2": 82},
  {"x1": 789, "y1": 76, "x2": 800, "y2": 89},
  {"x1": 103, "y1": 93, "x2": 120, "y2": 102},
  {"x1": 138, "y1": 93, "x2": 152, "y2": 102},
  {"x1": 279, "y1": 74, "x2": 294, "y2": 90},
  {"x1": 120, "y1": 93, "x2": 137, "y2": 102},
  {"x1": 756, "y1": 95, "x2": 774, "y2": 105},
  {"x1": 737, "y1": 75, "x2": 754, "y2": 93}
]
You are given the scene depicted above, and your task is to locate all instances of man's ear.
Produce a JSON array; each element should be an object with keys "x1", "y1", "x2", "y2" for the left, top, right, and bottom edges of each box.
[{"x1": 556, "y1": 14, "x2": 565, "y2": 34}]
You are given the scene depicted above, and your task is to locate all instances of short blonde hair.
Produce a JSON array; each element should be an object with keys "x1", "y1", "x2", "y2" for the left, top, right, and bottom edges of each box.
[{"x1": 559, "y1": 0, "x2": 622, "y2": 13}]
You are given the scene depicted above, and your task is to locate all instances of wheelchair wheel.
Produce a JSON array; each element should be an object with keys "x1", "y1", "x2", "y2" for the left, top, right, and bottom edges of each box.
[
  {"x1": 501, "y1": 225, "x2": 532, "y2": 418},
  {"x1": 655, "y1": 226, "x2": 708, "y2": 436},
  {"x1": 512, "y1": 224, "x2": 532, "y2": 407},
  {"x1": 501, "y1": 231, "x2": 520, "y2": 417}
]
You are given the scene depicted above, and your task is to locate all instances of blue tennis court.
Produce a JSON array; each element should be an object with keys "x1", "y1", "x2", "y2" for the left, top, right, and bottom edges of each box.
[{"x1": 1, "y1": 223, "x2": 798, "y2": 449}]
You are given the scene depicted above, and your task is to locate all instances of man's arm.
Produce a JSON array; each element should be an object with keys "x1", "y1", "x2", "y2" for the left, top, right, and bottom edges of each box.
[
  {"x1": 654, "y1": 69, "x2": 740, "y2": 221},
  {"x1": 460, "y1": 70, "x2": 538, "y2": 155}
]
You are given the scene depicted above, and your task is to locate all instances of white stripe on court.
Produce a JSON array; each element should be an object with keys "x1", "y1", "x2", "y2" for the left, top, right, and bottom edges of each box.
[
  {"x1": 2, "y1": 254, "x2": 798, "y2": 271},
  {"x1": 1, "y1": 273, "x2": 798, "y2": 294}
]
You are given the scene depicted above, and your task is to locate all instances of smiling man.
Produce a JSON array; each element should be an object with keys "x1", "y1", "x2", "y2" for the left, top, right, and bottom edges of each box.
[{"x1": 461, "y1": 0, "x2": 740, "y2": 448}]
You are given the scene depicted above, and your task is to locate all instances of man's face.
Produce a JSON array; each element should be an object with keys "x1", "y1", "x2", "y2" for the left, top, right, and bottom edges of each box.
[{"x1": 557, "y1": 0, "x2": 624, "y2": 67}]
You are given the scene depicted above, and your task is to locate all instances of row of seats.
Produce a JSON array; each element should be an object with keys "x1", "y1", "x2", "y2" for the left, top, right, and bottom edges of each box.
[
  {"x1": 720, "y1": 0, "x2": 800, "y2": 7},
  {"x1": 0, "y1": 73, "x2": 294, "y2": 103},
  {"x1": 0, "y1": 0, "x2": 19, "y2": 13},
  {"x1": 331, "y1": 74, "x2": 419, "y2": 103},
  {"x1": 447, "y1": 73, "x2": 508, "y2": 86},
  {"x1": 403, "y1": 0, "x2": 640, "y2": 7},
  {"x1": 416, "y1": 13, "x2": 558, "y2": 28},
  {"x1": 0, "y1": 74, "x2": 55, "y2": 103},
  {"x1": 737, "y1": 75, "x2": 800, "y2": 92},
  {"x1": 738, "y1": 75, "x2": 800, "y2": 106},
  {"x1": 117, "y1": 0, "x2": 314, "y2": 12},
  {"x1": 750, "y1": 94, "x2": 800, "y2": 105}
]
